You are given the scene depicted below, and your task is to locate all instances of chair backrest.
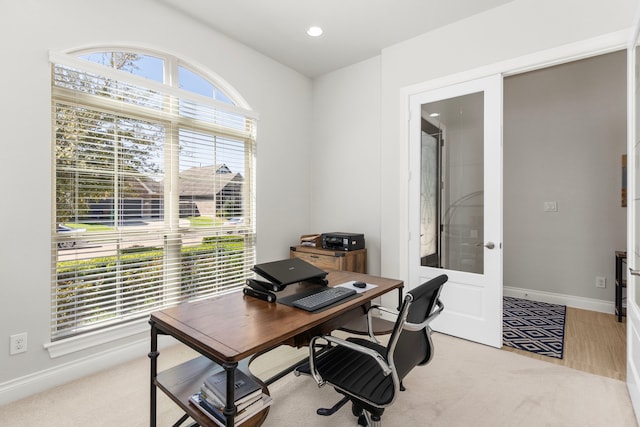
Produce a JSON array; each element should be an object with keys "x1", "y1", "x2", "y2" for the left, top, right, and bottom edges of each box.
[{"x1": 387, "y1": 274, "x2": 447, "y2": 381}]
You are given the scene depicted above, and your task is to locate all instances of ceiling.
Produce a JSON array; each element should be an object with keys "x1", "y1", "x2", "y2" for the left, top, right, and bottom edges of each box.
[{"x1": 159, "y1": 0, "x2": 515, "y2": 78}]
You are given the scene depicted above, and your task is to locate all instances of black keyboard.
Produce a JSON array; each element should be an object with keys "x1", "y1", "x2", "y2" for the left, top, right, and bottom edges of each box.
[{"x1": 292, "y1": 287, "x2": 357, "y2": 312}]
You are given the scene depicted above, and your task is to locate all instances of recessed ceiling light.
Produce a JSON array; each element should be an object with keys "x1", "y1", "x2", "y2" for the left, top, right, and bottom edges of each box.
[
  {"x1": 307, "y1": 26, "x2": 323, "y2": 37},
  {"x1": 429, "y1": 113, "x2": 440, "y2": 117}
]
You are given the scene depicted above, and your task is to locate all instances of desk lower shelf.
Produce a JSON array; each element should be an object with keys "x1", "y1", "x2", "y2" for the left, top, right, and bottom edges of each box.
[{"x1": 155, "y1": 356, "x2": 269, "y2": 427}]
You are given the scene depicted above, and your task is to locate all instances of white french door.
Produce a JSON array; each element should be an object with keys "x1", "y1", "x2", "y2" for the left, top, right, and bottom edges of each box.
[
  {"x1": 626, "y1": 5, "x2": 640, "y2": 421},
  {"x1": 409, "y1": 75, "x2": 503, "y2": 348}
]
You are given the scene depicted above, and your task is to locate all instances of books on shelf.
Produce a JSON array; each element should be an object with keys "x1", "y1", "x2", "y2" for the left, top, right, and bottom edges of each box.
[
  {"x1": 203, "y1": 368, "x2": 263, "y2": 407},
  {"x1": 190, "y1": 392, "x2": 272, "y2": 426},
  {"x1": 200, "y1": 382, "x2": 261, "y2": 413},
  {"x1": 188, "y1": 368, "x2": 271, "y2": 426}
]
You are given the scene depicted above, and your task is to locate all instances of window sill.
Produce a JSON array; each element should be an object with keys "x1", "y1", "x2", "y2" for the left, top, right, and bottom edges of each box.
[{"x1": 44, "y1": 318, "x2": 150, "y2": 359}]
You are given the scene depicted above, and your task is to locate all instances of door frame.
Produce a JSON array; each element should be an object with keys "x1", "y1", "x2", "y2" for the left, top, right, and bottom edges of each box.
[{"x1": 397, "y1": 28, "x2": 631, "y2": 366}]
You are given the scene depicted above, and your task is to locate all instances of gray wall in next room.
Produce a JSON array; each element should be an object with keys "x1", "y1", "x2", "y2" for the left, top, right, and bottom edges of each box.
[{"x1": 504, "y1": 50, "x2": 627, "y2": 303}]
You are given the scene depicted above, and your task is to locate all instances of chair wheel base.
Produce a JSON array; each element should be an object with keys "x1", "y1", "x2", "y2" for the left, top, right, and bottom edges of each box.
[{"x1": 316, "y1": 395, "x2": 350, "y2": 416}]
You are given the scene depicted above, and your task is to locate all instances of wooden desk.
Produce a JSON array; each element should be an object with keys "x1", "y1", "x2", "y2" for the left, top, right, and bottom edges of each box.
[{"x1": 149, "y1": 270, "x2": 403, "y2": 427}]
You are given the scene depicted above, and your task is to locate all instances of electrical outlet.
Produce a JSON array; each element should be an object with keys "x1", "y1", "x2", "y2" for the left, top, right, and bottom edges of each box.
[
  {"x1": 596, "y1": 276, "x2": 606, "y2": 288},
  {"x1": 10, "y1": 333, "x2": 27, "y2": 355}
]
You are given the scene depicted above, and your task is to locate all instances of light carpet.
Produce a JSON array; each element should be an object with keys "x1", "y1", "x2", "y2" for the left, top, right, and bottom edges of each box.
[{"x1": 0, "y1": 333, "x2": 636, "y2": 426}]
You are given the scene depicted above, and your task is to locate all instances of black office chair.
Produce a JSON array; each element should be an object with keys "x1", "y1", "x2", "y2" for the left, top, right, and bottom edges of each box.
[{"x1": 294, "y1": 274, "x2": 447, "y2": 426}]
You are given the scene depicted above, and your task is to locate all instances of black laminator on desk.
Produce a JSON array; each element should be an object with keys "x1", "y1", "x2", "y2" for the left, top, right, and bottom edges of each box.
[
  {"x1": 251, "y1": 258, "x2": 328, "y2": 288},
  {"x1": 244, "y1": 258, "x2": 329, "y2": 303}
]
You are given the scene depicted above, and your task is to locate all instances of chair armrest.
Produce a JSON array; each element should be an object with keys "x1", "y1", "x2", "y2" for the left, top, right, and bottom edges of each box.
[
  {"x1": 403, "y1": 299, "x2": 444, "y2": 332},
  {"x1": 363, "y1": 305, "x2": 399, "y2": 342},
  {"x1": 309, "y1": 335, "x2": 393, "y2": 386}
]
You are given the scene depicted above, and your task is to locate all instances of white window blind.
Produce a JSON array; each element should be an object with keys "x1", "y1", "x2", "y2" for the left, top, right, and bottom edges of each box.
[{"x1": 51, "y1": 50, "x2": 257, "y2": 341}]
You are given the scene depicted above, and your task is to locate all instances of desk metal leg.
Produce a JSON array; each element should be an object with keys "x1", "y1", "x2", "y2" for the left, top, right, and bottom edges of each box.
[
  {"x1": 149, "y1": 321, "x2": 159, "y2": 427},
  {"x1": 171, "y1": 413, "x2": 192, "y2": 427},
  {"x1": 223, "y1": 362, "x2": 238, "y2": 427}
]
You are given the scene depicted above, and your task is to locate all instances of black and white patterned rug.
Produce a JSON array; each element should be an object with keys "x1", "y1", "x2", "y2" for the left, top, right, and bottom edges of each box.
[{"x1": 503, "y1": 296, "x2": 566, "y2": 359}]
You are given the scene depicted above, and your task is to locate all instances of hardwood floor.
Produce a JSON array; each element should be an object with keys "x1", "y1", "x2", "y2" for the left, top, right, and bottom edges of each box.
[{"x1": 502, "y1": 306, "x2": 627, "y2": 381}]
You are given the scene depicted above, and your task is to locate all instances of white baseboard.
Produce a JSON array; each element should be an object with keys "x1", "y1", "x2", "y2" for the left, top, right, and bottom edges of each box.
[
  {"x1": 0, "y1": 334, "x2": 176, "y2": 407},
  {"x1": 503, "y1": 286, "x2": 615, "y2": 314}
]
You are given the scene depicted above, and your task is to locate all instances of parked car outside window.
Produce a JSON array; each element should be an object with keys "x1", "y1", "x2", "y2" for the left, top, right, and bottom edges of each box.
[{"x1": 56, "y1": 224, "x2": 87, "y2": 249}]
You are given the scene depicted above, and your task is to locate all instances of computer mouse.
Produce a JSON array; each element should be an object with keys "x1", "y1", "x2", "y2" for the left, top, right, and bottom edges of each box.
[{"x1": 353, "y1": 281, "x2": 366, "y2": 288}]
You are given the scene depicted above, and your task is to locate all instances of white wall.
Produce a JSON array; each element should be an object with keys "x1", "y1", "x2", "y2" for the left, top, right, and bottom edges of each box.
[
  {"x1": 504, "y1": 51, "x2": 627, "y2": 301},
  {"x1": 0, "y1": 0, "x2": 312, "y2": 401},
  {"x1": 310, "y1": 57, "x2": 382, "y2": 274},
  {"x1": 379, "y1": 0, "x2": 636, "y2": 287}
]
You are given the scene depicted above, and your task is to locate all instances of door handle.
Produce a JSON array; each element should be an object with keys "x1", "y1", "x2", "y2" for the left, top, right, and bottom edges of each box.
[
  {"x1": 630, "y1": 268, "x2": 640, "y2": 276},
  {"x1": 476, "y1": 242, "x2": 496, "y2": 249}
]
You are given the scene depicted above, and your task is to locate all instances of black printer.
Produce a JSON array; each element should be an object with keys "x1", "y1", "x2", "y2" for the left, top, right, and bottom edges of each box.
[{"x1": 321, "y1": 232, "x2": 365, "y2": 251}]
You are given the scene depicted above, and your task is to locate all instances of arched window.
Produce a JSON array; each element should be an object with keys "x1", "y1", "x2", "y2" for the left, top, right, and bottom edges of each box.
[{"x1": 50, "y1": 48, "x2": 257, "y2": 341}]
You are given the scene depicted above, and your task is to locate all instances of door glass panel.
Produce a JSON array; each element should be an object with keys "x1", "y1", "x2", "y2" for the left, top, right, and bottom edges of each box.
[
  {"x1": 420, "y1": 127, "x2": 440, "y2": 267},
  {"x1": 421, "y1": 92, "x2": 484, "y2": 274}
]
